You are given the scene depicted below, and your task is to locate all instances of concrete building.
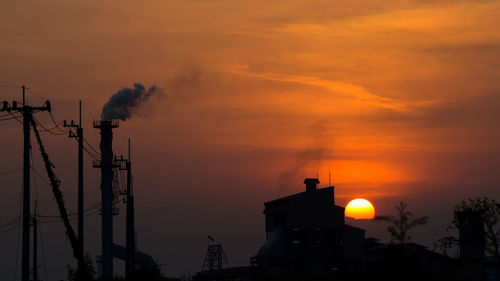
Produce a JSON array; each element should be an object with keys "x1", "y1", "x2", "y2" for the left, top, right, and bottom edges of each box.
[{"x1": 253, "y1": 178, "x2": 365, "y2": 272}]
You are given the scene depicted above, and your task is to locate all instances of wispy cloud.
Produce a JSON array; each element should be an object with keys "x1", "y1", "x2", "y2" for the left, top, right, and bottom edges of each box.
[{"x1": 232, "y1": 66, "x2": 410, "y2": 111}]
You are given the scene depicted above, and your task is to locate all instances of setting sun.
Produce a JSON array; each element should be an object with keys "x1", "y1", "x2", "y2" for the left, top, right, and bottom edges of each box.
[{"x1": 345, "y1": 199, "x2": 375, "y2": 220}]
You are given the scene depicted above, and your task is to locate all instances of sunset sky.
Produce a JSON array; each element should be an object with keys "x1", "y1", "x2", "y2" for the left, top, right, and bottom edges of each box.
[{"x1": 1, "y1": 0, "x2": 500, "y2": 279}]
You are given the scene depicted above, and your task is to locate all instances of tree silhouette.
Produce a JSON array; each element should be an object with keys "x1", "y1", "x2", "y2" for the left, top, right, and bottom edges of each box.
[
  {"x1": 375, "y1": 201, "x2": 428, "y2": 244},
  {"x1": 67, "y1": 254, "x2": 95, "y2": 281}
]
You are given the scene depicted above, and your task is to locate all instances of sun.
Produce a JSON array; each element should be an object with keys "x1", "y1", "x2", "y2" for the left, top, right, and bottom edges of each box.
[{"x1": 345, "y1": 198, "x2": 375, "y2": 219}]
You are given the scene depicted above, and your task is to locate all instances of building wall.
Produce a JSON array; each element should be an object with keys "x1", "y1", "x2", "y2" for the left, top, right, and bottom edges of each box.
[{"x1": 258, "y1": 186, "x2": 365, "y2": 272}]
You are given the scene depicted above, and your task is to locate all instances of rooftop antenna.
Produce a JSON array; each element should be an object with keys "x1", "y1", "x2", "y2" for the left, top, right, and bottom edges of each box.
[{"x1": 329, "y1": 169, "x2": 331, "y2": 187}]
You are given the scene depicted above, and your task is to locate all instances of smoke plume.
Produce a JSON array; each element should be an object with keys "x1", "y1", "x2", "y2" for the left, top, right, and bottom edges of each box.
[{"x1": 101, "y1": 83, "x2": 164, "y2": 121}]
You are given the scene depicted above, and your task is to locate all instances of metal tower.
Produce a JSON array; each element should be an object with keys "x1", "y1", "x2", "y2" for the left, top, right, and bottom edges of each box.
[{"x1": 202, "y1": 238, "x2": 229, "y2": 272}]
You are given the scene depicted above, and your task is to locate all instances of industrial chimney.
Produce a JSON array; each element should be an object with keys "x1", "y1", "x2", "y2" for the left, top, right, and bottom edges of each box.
[
  {"x1": 455, "y1": 207, "x2": 485, "y2": 260},
  {"x1": 304, "y1": 178, "x2": 320, "y2": 192},
  {"x1": 93, "y1": 120, "x2": 119, "y2": 280}
]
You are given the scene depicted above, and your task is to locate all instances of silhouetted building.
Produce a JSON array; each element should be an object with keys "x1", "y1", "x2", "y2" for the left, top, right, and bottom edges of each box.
[
  {"x1": 253, "y1": 178, "x2": 365, "y2": 272},
  {"x1": 195, "y1": 178, "x2": 500, "y2": 281}
]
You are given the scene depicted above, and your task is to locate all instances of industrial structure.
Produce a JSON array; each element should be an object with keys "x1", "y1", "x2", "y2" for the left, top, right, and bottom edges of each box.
[
  {"x1": 3, "y1": 86, "x2": 500, "y2": 281},
  {"x1": 202, "y1": 239, "x2": 230, "y2": 272},
  {"x1": 93, "y1": 120, "x2": 120, "y2": 279},
  {"x1": 455, "y1": 207, "x2": 485, "y2": 260},
  {"x1": 195, "y1": 178, "x2": 366, "y2": 280},
  {"x1": 253, "y1": 178, "x2": 365, "y2": 272}
]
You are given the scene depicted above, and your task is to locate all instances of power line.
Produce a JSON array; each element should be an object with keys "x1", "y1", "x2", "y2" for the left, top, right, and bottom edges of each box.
[
  {"x1": 48, "y1": 111, "x2": 67, "y2": 133},
  {"x1": 0, "y1": 84, "x2": 20, "y2": 88},
  {"x1": 0, "y1": 111, "x2": 22, "y2": 122},
  {"x1": 28, "y1": 89, "x2": 76, "y2": 105},
  {"x1": 31, "y1": 116, "x2": 68, "y2": 135},
  {"x1": 0, "y1": 216, "x2": 21, "y2": 230},
  {"x1": 38, "y1": 202, "x2": 101, "y2": 218},
  {"x1": 83, "y1": 136, "x2": 100, "y2": 155},
  {"x1": 65, "y1": 127, "x2": 100, "y2": 159},
  {"x1": 0, "y1": 111, "x2": 21, "y2": 118},
  {"x1": 30, "y1": 167, "x2": 52, "y2": 187},
  {"x1": 0, "y1": 167, "x2": 22, "y2": 176},
  {"x1": 83, "y1": 145, "x2": 100, "y2": 160},
  {"x1": 38, "y1": 209, "x2": 101, "y2": 224},
  {"x1": 29, "y1": 166, "x2": 101, "y2": 216},
  {"x1": 7, "y1": 111, "x2": 23, "y2": 125},
  {"x1": 0, "y1": 222, "x2": 21, "y2": 234}
]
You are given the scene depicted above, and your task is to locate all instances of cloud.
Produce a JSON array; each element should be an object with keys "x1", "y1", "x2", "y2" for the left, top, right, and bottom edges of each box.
[{"x1": 231, "y1": 66, "x2": 410, "y2": 111}]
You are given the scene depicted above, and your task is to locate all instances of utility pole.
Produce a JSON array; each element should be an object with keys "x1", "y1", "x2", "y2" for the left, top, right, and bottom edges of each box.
[
  {"x1": 115, "y1": 139, "x2": 135, "y2": 279},
  {"x1": 1, "y1": 86, "x2": 51, "y2": 281},
  {"x1": 32, "y1": 201, "x2": 38, "y2": 281},
  {"x1": 63, "y1": 100, "x2": 85, "y2": 280}
]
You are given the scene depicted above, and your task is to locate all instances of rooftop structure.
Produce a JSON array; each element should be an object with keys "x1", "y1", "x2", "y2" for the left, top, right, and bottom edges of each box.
[{"x1": 254, "y1": 178, "x2": 364, "y2": 272}]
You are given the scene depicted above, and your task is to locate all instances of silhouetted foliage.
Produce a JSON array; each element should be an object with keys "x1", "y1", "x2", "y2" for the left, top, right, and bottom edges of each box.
[
  {"x1": 435, "y1": 197, "x2": 500, "y2": 257},
  {"x1": 375, "y1": 201, "x2": 428, "y2": 244},
  {"x1": 67, "y1": 254, "x2": 95, "y2": 281},
  {"x1": 129, "y1": 263, "x2": 168, "y2": 281},
  {"x1": 434, "y1": 235, "x2": 459, "y2": 257}
]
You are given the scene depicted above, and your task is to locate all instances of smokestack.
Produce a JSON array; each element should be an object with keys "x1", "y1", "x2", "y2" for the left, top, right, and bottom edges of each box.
[
  {"x1": 125, "y1": 139, "x2": 135, "y2": 278},
  {"x1": 455, "y1": 207, "x2": 485, "y2": 259},
  {"x1": 93, "y1": 120, "x2": 119, "y2": 280},
  {"x1": 304, "y1": 178, "x2": 319, "y2": 192}
]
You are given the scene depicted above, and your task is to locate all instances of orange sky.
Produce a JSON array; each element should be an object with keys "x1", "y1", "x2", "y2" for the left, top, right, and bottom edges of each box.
[{"x1": 1, "y1": 0, "x2": 500, "y2": 278}]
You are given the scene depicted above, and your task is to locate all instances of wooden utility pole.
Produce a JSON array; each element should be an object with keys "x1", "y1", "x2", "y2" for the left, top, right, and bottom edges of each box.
[
  {"x1": 1, "y1": 86, "x2": 51, "y2": 281},
  {"x1": 115, "y1": 139, "x2": 135, "y2": 279},
  {"x1": 64, "y1": 100, "x2": 85, "y2": 280}
]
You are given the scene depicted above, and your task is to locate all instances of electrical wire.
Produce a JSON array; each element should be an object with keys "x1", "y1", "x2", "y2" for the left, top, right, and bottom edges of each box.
[
  {"x1": 48, "y1": 111, "x2": 67, "y2": 133},
  {"x1": 31, "y1": 115, "x2": 68, "y2": 135},
  {"x1": 38, "y1": 209, "x2": 101, "y2": 224},
  {"x1": 30, "y1": 164, "x2": 101, "y2": 218},
  {"x1": 33, "y1": 117, "x2": 66, "y2": 132},
  {"x1": 0, "y1": 167, "x2": 22, "y2": 176},
  {"x1": 83, "y1": 136, "x2": 100, "y2": 155},
  {"x1": 38, "y1": 202, "x2": 101, "y2": 219},
  {"x1": 0, "y1": 223, "x2": 21, "y2": 234},
  {"x1": 83, "y1": 146, "x2": 100, "y2": 160},
  {"x1": 28, "y1": 88, "x2": 76, "y2": 105},
  {"x1": 31, "y1": 166, "x2": 52, "y2": 187},
  {"x1": 0, "y1": 84, "x2": 20, "y2": 88},
  {"x1": 1, "y1": 112, "x2": 23, "y2": 123},
  {"x1": 10, "y1": 112, "x2": 23, "y2": 125},
  {"x1": 0, "y1": 112, "x2": 14, "y2": 118},
  {"x1": 65, "y1": 128, "x2": 100, "y2": 160},
  {"x1": 0, "y1": 216, "x2": 21, "y2": 230},
  {"x1": 0, "y1": 111, "x2": 21, "y2": 119},
  {"x1": 82, "y1": 102, "x2": 98, "y2": 121}
]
